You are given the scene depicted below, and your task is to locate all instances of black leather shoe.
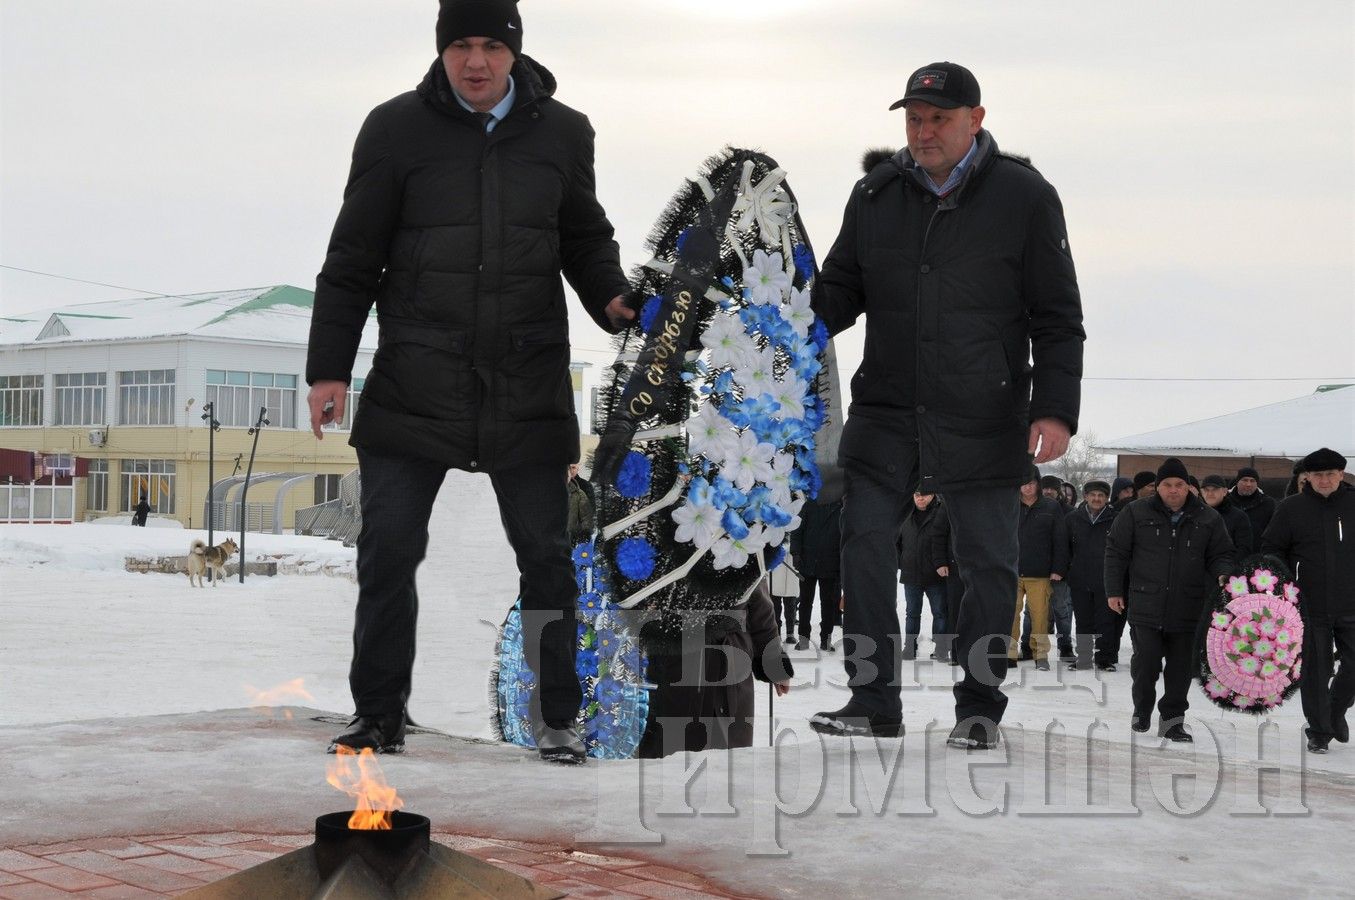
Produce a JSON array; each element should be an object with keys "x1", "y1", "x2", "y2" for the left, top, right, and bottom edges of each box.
[
  {"x1": 1335, "y1": 710, "x2": 1350, "y2": 744},
  {"x1": 820, "y1": 637, "x2": 834, "y2": 652},
  {"x1": 1307, "y1": 734, "x2": 1331, "y2": 754},
  {"x1": 1160, "y1": 723, "x2": 1193, "y2": 743},
  {"x1": 534, "y1": 721, "x2": 586, "y2": 765},
  {"x1": 810, "y1": 702, "x2": 904, "y2": 738},
  {"x1": 328, "y1": 712, "x2": 406, "y2": 754},
  {"x1": 1131, "y1": 715, "x2": 1150, "y2": 733},
  {"x1": 1097, "y1": 663, "x2": 1117, "y2": 673},
  {"x1": 946, "y1": 720, "x2": 1000, "y2": 750}
]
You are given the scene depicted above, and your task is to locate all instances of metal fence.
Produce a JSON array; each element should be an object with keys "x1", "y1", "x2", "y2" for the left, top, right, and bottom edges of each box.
[{"x1": 294, "y1": 468, "x2": 361, "y2": 546}]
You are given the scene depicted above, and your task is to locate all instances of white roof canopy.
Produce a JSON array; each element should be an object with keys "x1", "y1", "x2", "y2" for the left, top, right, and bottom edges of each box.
[{"x1": 1096, "y1": 386, "x2": 1355, "y2": 459}]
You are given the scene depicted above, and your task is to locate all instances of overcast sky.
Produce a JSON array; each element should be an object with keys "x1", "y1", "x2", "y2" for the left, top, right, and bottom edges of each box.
[{"x1": 2, "y1": 0, "x2": 1352, "y2": 445}]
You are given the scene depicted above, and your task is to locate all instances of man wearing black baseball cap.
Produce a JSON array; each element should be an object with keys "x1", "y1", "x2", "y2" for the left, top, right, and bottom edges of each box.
[{"x1": 809, "y1": 60, "x2": 1085, "y2": 750}]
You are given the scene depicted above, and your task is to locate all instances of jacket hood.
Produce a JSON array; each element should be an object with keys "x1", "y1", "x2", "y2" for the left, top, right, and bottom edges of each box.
[
  {"x1": 418, "y1": 54, "x2": 558, "y2": 115},
  {"x1": 1111, "y1": 476, "x2": 1134, "y2": 498}
]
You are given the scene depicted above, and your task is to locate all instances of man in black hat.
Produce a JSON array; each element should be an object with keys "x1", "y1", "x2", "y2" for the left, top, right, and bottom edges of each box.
[
  {"x1": 306, "y1": 0, "x2": 635, "y2": 764},
  {"x1": 1105, "y1": 458, "x2": 1233, "y2": 742},
  {"x1": 1261, "y1": 448, "x2": 1355, "y2": 753},
  {"x1": 1065, "y1": 479, "x2": 1121, "y2": 670},
  {"x1": 1201, "y1": 474, "x2": 1254, "y2": 554},
  {"x1": 1232, "y1": 465, "x2": 1277, "y2": 540},
  {"x1": 1133, "y1": 470, "x2": 1157, "y2": 499},
  {"x1": 809, "y1": 61, "x2": 1085, "y2": 750}
]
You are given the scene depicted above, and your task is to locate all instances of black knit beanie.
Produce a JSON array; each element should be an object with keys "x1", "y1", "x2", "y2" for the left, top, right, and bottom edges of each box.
[
  {"x1": 1156, "y1": 457, "x2": 1190, "y2": 484},
  {"x1": 1300, "y1": 447, "x2": 1347, "y2": 473},
  {"x1": 437, "y1": 0, "x2": 523, "y2": 57},
  {"x1": 1236, "y1": 465, "x2": 1261, "y2": 482},
  {"x1": 1133, "y1": 470, "x2": 1156, "y2": 491},
  {"x1": 1039, "y1": 474, "x2": 1062, "y2": 491},
  {"x1": 1025, "y1": 463, "x2": 1041, "y2": 485}
]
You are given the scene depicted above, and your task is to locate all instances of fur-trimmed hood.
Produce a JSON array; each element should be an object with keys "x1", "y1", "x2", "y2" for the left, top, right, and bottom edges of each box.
[{"x1": 859, "y1": 139, "x2": 1032, "y2": 174}]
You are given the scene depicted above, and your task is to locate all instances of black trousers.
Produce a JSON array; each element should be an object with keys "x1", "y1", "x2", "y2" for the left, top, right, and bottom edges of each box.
[
  {"x1": 772, "y1": 594, "x2": 798, "y2": 635},
  {"x1": 1129, "y1": 625, "x2": 1195, "y2": 724},
  {"x1": 1300, "y1": 615, "x2": 1355, "y2": 740},
  {"x1": 1070, "y1": 586, "x2": 1125, "y2": 666},
  {"x1": 798, "y1": 576, "x2": 841, "y2": 642},
  {"x1": 839, "y1": 459, "x2": 1018, "y2": 724},
  {"x1": 351, "y1": 449, "x2": 580, "y2": 725}
]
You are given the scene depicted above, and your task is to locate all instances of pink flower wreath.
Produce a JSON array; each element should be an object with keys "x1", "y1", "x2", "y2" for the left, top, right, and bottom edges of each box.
[{"x1": 1200, "y1": 555, "x2": 1304, "y2": 713}]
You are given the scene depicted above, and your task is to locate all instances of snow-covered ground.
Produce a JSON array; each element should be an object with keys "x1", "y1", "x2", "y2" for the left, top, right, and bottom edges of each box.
[{"x1": 4, "y1": 472, "x2": 1353, "y2": 896}]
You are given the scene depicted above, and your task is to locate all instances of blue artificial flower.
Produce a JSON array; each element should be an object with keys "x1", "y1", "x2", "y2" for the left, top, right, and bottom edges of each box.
[
  {"x1": 676, "y1": 227, "x2": 693, "y2": 255},
  {"x1": 744, "y1": 486, "x2": 792, "y2": 528},
  {"x1": 677, "y1": 461, "x2": 690, "y2": 475},
  {"x1": 711, "y1": 476, "x2": 748, "y2": 510},
  {"x1": 597, "y1": 628, "x2": 620, "y2": 658},
  {"x1": 680, "y1": 371, "x2": 695, "y2": 383},
  {"x1": 768, "y1": 544, "x2": 788, "y2": 572},
  {"x1": 713, "y1": 370, "x2": 736, "y2": 398},
  {"x1": 811, "y1": 318, "x2": 830, "y2": 353},
  {"x1": 597, "y1": 676, "x2": 626, "y2": 709},
  {"x1": 615, "y1": 537, "x2": 657, "y2": 581},
  {"x1": 580, "y1": 592, "x2": 605, "y2": 619},
  {"x1": 577, "y1": 649, "x2": 600, "y2": 679},
  {"x1": 721, "y1": 276, "x2": 736, "y2": 290},
  {"x1": 793, "y1": 243, "x2": 816, "y2": 281},
  {"x1": 640, "y1": 295, "x2": 663, "y2": 332},
  {"x1": 616, "y1": 451, "x2": 652, "y2": 498},
  {"x1": 689, "y1": 475, "x2": 716, "y2": 507},
  {"x1": 571, "y1": 542, "x2": 596, "y2": 568},
  {"x1": 721, "y1": 507, "x2": 751, "y2": 540}
]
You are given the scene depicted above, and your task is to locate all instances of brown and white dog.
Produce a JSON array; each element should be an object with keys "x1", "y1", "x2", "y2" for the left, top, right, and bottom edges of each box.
[{"x1": 187, "y1": 537, "x2": 239, "y2": 587}]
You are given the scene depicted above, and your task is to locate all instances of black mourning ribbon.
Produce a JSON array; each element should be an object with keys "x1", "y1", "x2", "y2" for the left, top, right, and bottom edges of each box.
[{"x1": 592, "y1": 169, "x2": 743, "y2": 488}]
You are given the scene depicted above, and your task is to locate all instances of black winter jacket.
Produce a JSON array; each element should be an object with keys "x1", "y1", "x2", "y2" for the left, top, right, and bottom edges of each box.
[
  {"x1": 1018, "y1": 496, "x2": 1069, "y2": 578},
  {"x1": 812, "y1": 131, "x2": 1085, "y2": 493},
  {"x1": 790, "y1": 497, "x2": 842, "y2": 579},
  {"x1": 307, "y1": 57, "x2": 628, "y2": 472},
  {"x1": 1232, "y1": 490, "x2": 1277, "y2": 544},
  {"x1": 1065, "y1": 502, "x2": 1116, "y2": 593},
  {"x1": 1104, "y1": 494, "x2": 1234, "y2": 632},
  {"x1": 897, "y1": 499, "x2": 949, "y2": 586},
  {"x1": 1260, "y1": 482, "x2": 1355, "y2": 623},
  {"x1": 1211, "y1": 496, "x2": 1255, "y2": 556}
]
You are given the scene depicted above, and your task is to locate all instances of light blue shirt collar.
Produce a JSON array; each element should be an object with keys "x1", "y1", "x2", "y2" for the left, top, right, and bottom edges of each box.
[
  {"x1": 452, "y1": 75, "x2": 516, "y2": 132},
  {"x1": 920, "y1": 136, "x2": 979, "y2": 196}
]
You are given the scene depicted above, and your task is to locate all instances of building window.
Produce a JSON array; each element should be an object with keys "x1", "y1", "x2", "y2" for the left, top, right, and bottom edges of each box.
[
  {"x1": 120, "y1": 459, "x2": 175, "y2": 514},
  {"x1": 87, "y1": 459, "x2": 108, "y2": 511},
  {"x1": 206, "y1": 370, "x2": 298, "y2": 429},
  {"x1": 40, "y1": 454, "x2": 75, "y2": 477},
  {"x1": 314, "y1": 473, "x2": 341, "y2": 504},
  {"x1": 0, "y1": 375, "x2": 43, "y2": 426},
  {"x1": 54, "y1": 372, "x2": 107, "y2": 425},
  {"x1": 118, "y1": 370, "x2": 175, "y2": 426}
]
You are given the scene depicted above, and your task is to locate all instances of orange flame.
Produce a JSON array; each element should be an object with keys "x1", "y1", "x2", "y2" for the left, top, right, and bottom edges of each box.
[
  {"x1": 243, "y1": 678, "x2": 316, "y2": 720},
  {"x1": 326, "y1": 746, "x2": 403, "y2": 830}
]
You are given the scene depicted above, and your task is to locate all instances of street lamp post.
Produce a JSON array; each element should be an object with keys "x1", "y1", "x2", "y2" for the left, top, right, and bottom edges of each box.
[
  {"x1": 238, "y1": 406, "x2": 269, "y2": 583},
  {"x1": 201, "y1": 401, "x2": 220, "y2": 581}
]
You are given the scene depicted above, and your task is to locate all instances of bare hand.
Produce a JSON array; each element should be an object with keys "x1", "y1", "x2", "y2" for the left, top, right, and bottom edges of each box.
[
  {"x1": 1108, "y1": 596, "x2": 1125, "y2": 613},
  {"x1": 308, "y1": 380, "x2": 348, "y2": 439},
  {"x1": 1050, "y1": 573, "x2": 1063, "y2": 582},
  {"x1": 604, "y1": 295, "x2": 636, "y2": 330},
  {"x1": 774, "y1": 681, "x2": 791, "y2": 697},
  {"x1": 936, "y1": 566, "x2": 950, "y2": 578},
  {"x1": 1028, "y1": 417, "x2": 1071, "y2": 464}
]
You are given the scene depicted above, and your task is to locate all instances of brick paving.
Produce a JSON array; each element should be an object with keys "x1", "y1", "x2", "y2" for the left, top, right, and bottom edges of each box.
[{"x1": 0, "y1": 832, "x2": 759, "y2": 899}]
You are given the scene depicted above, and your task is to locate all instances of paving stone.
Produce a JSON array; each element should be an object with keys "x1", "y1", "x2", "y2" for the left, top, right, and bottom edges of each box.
[
  {"x1": 0, "y1": 882, "x2": 80, "y2": 899},
  {"x1": 74, "y1": 839, "x2": 160, "y2": 860},
  {"x1": 0, "y1": 853, "x2": 54, "y2": 874},
  {"x1": 197, "y1": 853, "x2": 272, "y2": 871},
  {"x1": 191, "y1": 833, "x2": 262, "y2": 846},
  {"x1": 534, "y1": 861, "x2": 649, "y2": 890},
  {"x1": 432, "y1": 834, "x2": 499, "y2": 853},
  {"x1": 219, "y1": 840, "x2": 292, "y2": 855},
  {"x1": 12, "y1": 844, "x2": 84, "y2": 857},
  {"x1": 466, "y1": 844, "x2": 557, "y2": 867},
  {"x1": 556, "y1": 850, "x2": 649, "y2": 869},
  {"x1": 624, "y1": 881, "x2": 732, "y2": 900},
  {"x1": 42, "y1": 854, "x2": 201, "y2": 895},
  {"x1": 536, "y1": 879, "x2": 645, "y2": 900},
  {"x1": 143, "y1": 842, "x2": 236, "y2": 862},
  {"x1": 23, "y1": 865, "x2": 118, "y2": 892},
  {"x1": 85, "y1": 886, "x2": 166, "y2": 900},
  {"x1": 466, "y1": 860, "x2": 560, "y2": 884},
  {"x1": 131, "y1": 855, "x2": 230, "y2": 878},
  {"x1": 0, "y1": 876, "x2": 26, "y2": 888},
  {"x1": 626, "y1": 864, "x2": 710, "y2": 890}
]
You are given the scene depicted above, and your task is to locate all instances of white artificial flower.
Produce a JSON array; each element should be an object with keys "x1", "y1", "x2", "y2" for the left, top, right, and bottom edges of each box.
[
  {"x1": 743, "y1": 249, "x2": 792, "y2": 306},
  {"x1": 782, "y1": 286, "x2": 815, "y2": 338},
  {"x1": 701, "y1": 312, "x2": 757, "y2": 371},
  {"x1": 671, "y1": 499, "x2": 724, "y2": 550},
  {"x1": 730, "y1": 164, "x2": 796, "y2": 245},
  {"x1": 686, "y1": 402, "x2": 741, "y2": 464},
  {"x1": 721, "y1": 429, "x2": 777, "y2": 492},
  {"x1": 712, "y1": 523, "x2": 769, "y2": 570},
  {"x1": 770, "y1": 378, "x2": 809, "y2": 422},
  {"x1": 733, "y1": 347, "x2": 778, "y2": 399},
  {"x1": 767, "y1": 452, "x2": 795, "y2": 506}
]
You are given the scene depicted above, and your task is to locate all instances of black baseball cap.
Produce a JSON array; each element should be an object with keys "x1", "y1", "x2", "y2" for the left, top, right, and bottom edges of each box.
[
  {"x1": 1201, "y1": 474, "x2": 1229, "y2": 489},
  {"x1": 889, "y1": 62, "x2": 981, "y2": 111}
]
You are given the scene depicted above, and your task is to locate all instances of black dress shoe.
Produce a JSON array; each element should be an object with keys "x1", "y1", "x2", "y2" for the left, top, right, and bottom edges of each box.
[
  {"x1": 946, "y1": 720, "x2": 1000, "y2": 750},
  {"x1": 1160, "y1": 723, "x2": 1193, "y2": 743},
  {"x1": 1131, "y1": 715, "x2": 1150, "y2": 733},
  {"x1": 810, "y1": 702, "x2": 904, "y2": 738},
  {"x1": 820, "y1": 637, "x2": 834, "y2": 652},
  {"x1": 328, "y1": 712, "x2": 406, "y2": 754},
  {"x1": 1097, "y1": 663, "x2": 1117, "y2": 673},
  {"x1": 1335, "y1": 710, "x2": 1350, "y2": 744},
  {"x1": 1307, "y1": 734, "x2": 1331, "y2": 754},
  {"x1": 784, "y1": 634, "x2": 797, "y2": 645},
  {"x1": 534, "y1": 721, "x2": 586, "y2": 765}
]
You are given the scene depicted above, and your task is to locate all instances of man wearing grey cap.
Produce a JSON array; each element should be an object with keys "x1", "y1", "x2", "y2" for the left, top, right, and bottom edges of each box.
[
  {"x1": 306, "y1": 0, "x2": 634, "y2": 764},
  {"x1": 809, "y1": 61, "x2": 1086, "y2": 749}
]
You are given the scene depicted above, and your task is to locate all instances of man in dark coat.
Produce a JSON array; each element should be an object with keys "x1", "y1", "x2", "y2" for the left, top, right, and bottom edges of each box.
[
  {"x1": 1010, "y1": 466, "x2": 1069, "y2": 670},
  {"x1": 1132, "y1": 470, "x2": 1157, "y2": 500},
  {"x1": 566, "y1": 463, "x2": 596, "y2": 543},
  {"x1": 1260, "y1": 448, "x2": 1355, "y2": 754},
  {"x1": 1201, "y1": 474, "x2": 1254, "y2": 555},
  {"x1": 1064, "y1": 480, "x2": 1120, "y2": 669},
  {"x1": 1105, "y1": 458, "x2": 1234, "y2": 742},
  {"x1": 897, "y1": 492, "x2": 950, "y2": 661},
  {"x1": 790, "y1": 496, "x2": 843, "y2": 651},
  {"x1": 807, "y1": 62, "x2": 1085, "y2": 749},
  {"x1": 1038, "y1": 473, "x2": 1075, "y2": 660},
  {"x1": 305, "y1": 0, "x2": 634, "y2": 764},
  {"x1": 1232, "y1": 465, "x2": 1278, "y2": 540},
  {"x1": 132, "y1": 495, "x2": 151, "y2": 527}
]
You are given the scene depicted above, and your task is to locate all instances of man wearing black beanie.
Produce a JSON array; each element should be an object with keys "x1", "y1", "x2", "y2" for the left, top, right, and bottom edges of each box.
[
  {"x1": 1104, "y1": 457, "x2": 1234, "y2": 741},
  {"x1": 1262, "y1": 448, "x2": 1355, "y2": 753},
  {"x1": 1232, "y1": 464, "x2": 1277, "y2": 543},
  {"x1": 307, "y1": 0, "x2": 634, "y2": 765}
]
